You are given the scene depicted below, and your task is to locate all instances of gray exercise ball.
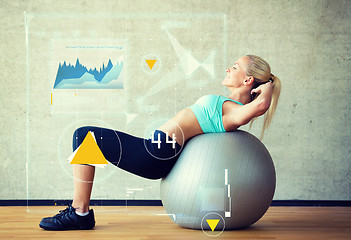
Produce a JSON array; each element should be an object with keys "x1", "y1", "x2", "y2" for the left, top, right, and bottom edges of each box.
[{"x1": 160, "y1": 130, "x2": 276, "y2": 230}]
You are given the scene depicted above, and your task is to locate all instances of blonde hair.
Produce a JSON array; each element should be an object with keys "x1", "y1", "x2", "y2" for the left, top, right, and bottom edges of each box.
[{"x1": 246, "y1": 55, "x2": 281, "y2": 140}]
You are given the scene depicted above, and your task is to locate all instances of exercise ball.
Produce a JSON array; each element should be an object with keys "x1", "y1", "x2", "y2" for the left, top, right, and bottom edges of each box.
[{"x1": 160, "y1": 130, "x2": 276, "y2": 230}]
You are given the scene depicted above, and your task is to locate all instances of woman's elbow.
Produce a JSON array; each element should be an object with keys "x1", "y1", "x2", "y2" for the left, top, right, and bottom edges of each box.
[{"x1": 256, "y1": 99, "x2": 270, "y2": 116}]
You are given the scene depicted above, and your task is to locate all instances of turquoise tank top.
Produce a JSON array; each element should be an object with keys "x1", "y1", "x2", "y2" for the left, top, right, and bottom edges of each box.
[{"x1": 189, "y1": 95, "x2": 244, "y2": 133}]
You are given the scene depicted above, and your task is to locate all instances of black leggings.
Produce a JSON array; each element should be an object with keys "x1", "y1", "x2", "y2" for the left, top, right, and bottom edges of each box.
[{"x1": 72, "y1": 126, "x2": 182, "y2": 180}]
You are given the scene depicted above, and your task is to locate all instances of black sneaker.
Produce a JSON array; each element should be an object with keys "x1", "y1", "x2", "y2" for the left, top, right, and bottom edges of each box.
[{"x1": 39, "y1": 205, "x2": 95, "y2": 230}]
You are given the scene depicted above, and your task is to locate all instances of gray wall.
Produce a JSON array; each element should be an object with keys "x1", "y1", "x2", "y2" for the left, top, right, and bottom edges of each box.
[{"x1": 0, "y1": 0, "x2": 350, "y2": 201}]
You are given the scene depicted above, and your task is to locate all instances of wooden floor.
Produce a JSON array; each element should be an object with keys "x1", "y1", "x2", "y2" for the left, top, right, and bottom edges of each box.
[{"x1": 0, "y1": 206, "x2": 350, "y2": 239}]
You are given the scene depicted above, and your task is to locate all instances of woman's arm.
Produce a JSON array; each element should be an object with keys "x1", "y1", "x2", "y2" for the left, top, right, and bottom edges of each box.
[{"x1": 230, "y1": 82, "x2": 273, "y2": 127}]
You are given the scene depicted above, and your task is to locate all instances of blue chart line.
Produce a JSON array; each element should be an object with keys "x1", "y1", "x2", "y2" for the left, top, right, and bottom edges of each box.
[{"x1": 53, "y1": 58, "x2": 124, "y2": 89}]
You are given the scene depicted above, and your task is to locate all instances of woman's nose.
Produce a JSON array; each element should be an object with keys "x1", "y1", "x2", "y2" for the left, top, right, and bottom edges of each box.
[{"x1": 226, "y1": 68, "x2": 230, "y2": 73}]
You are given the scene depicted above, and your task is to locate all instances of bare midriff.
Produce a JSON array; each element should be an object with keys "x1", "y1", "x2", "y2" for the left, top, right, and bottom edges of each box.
[
  {"x1": 157, "y1": 100, "x2": 244, "y2": 146},
  {"x1": 157, "y1": 108, "x2": 203, "y2": 146}
]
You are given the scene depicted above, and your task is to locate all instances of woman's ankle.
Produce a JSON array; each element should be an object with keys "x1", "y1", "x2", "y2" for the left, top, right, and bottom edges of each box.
[{"x1": 71, "y1": 201, "x2": 90, "y2": 213}]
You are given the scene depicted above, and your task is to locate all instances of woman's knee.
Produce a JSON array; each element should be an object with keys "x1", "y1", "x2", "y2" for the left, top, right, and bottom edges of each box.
[{"x1": 72, "y1": 126, "x2": 95, "y2": 150}]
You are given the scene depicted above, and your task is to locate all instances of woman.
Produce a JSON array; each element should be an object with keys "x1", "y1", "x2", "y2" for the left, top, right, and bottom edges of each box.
[{"x1": 39, "y1": 55, "x2": 281, "y2": 230}]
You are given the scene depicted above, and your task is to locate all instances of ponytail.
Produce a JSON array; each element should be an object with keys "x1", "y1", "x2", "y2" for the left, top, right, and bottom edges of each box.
[
  {"x1": 249, "y1": 75, "x2": 281, "y2": 140},
  {"x1": 246, "y1": 55, "x2": 281, "y2": 140}
]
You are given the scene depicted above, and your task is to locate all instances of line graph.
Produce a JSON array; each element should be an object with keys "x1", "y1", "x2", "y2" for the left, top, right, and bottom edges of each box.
[{"x1": 53, "y1": 58, "x2": 124, "y2": 89}]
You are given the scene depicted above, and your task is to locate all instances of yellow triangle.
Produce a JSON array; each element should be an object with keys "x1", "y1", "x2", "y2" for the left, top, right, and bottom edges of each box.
[
  {"x1": 206, "y1": 219, "x2": 220, "y2": 231},
  {"x1": 70, "y1": 131, "x2": 108, "y2": 165},
  {"x1": 145, "y1": 59, "x2": 157, "y2": 70}
]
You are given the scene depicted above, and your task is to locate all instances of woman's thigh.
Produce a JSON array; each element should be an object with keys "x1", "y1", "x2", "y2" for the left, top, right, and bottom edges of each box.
[{"x1": 72, "y1": 126, "x2": 179, "y2": 179}]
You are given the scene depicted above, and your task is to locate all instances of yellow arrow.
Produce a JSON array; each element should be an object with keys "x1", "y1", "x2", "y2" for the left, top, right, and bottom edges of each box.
[
  {"x1": 206, "y1": 219, "x2": 220, "y2": 231},
  {"x1": 70, "y1": 131, "x2": 108, "y2": 165},
  {"x1": 145, "y1": 59, "x2": 157, "y2": 70}
]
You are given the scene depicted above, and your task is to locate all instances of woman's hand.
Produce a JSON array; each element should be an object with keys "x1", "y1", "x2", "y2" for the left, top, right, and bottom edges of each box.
[
  {"x1": 251, "y1": 81, "x2": 273, "y2": 96},
  {"x1": 229, "y1": 81, "x2": 273, "y2": 127}
]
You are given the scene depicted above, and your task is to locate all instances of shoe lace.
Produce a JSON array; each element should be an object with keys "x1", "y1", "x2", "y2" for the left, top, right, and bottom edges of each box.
[{"x1": 53, "y1": 205, "x2": 75, "y2": 219}]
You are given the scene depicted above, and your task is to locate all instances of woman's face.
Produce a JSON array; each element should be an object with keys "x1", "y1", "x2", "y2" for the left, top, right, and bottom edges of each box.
[{"x1": 222, "y1": 56, "x2": 249, "y2": 88}]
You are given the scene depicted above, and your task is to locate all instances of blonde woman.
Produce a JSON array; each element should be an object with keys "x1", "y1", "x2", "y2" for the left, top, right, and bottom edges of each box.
[{"x1": 39, "y1": 55, "x2": 281, "y2": 230}]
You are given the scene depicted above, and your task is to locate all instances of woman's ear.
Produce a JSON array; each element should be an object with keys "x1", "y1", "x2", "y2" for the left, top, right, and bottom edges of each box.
[{"x1": 244, "y1": 76, "x2": 255, "y2": 86}]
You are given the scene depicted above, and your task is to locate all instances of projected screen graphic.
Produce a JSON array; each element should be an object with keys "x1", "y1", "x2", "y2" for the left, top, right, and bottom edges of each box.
[
  {"x1": 53, "y1": 58, "x2": 124, "y2": 89},
  {"x1": 164, "y1": 27, "x2": 215, "y2": 78},
  {"x1": 26, "y1": 13, "x2": 226, "y2": 208},
  {"x1": 52, "y1": 40, "x2": 125, "y2": 89}
]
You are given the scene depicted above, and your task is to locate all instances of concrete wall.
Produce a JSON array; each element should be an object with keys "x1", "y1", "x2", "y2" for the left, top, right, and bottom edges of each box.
[{"x1": 0, "y1": 0, "x2": 350, "y2": 201}]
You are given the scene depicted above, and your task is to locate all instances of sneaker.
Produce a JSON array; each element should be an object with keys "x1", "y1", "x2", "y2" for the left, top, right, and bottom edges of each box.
[{"x1": 39, "y1": 205, "x2": 95, "y2": 230}]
